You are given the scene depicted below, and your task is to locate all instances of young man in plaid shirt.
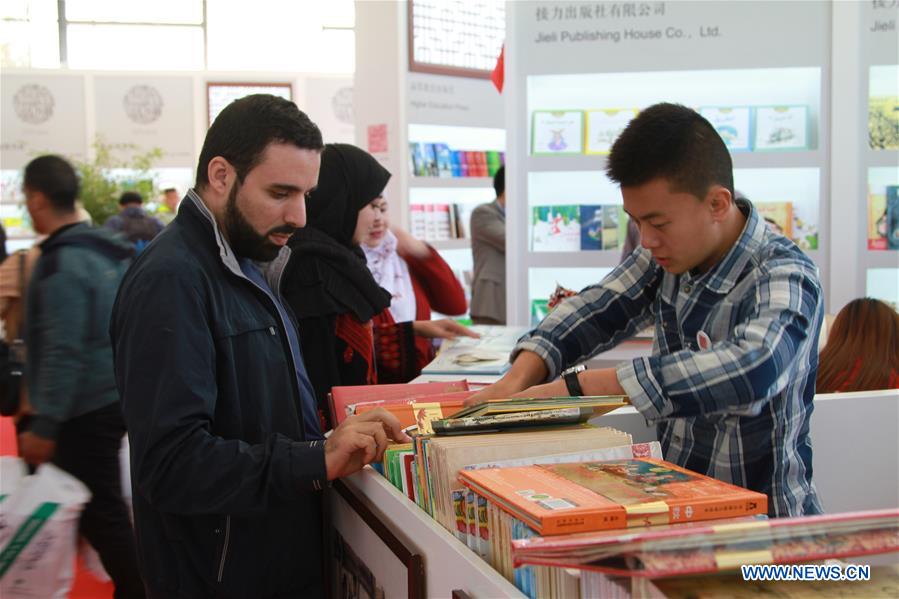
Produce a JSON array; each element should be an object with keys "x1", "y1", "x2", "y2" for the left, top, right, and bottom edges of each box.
[{"x1": 474, "y1": 103, "x2": 823, "y2": 517}]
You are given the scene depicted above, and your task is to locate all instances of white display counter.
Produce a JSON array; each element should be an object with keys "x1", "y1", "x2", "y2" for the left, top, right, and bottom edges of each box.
[{"x1": 331, "y1": 386, "x2": 898, "y2": 597}]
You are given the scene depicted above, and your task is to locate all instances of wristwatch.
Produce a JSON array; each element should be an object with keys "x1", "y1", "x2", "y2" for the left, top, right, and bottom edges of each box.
[{"x1": 561, "y1": 364, "x2": 587, "y2": 397}]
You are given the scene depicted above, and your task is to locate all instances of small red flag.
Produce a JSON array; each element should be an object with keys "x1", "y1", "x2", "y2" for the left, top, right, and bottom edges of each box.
[{"x1": 491, "y1": 44, "x2": 505, "y2": 93}]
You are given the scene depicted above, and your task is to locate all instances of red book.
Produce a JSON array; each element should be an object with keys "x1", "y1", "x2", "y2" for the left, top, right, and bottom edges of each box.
[{"x1": 328, "y1": 381, "x2": 469, "y2": 428}]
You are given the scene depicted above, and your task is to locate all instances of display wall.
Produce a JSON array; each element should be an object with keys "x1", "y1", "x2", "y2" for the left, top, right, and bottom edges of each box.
[
  {"x1": 503, "y1": 0, "x2": 898, "y2": 324},
  {"x1": 0, "y1": 68, "x2": 354, "y2": 248},
  {"x1": 859, "y1": 1, "x2": 899, "y2": 310}
]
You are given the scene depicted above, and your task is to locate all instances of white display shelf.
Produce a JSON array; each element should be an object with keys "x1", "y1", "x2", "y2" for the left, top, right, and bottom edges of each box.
[
  {"x1": 865, "y1": 251, "x2": 899, "y2": 268},
  {"x1": 526, "y1": 151, "x2": 824, "y2": 173},
  {"x1": 867, "y1": 150, "x2": 899, "y2": 168},
  {"x1": 408, "y1": 177, "x2": 495, "y2": 189},
  {"x1": 430, "y1": 238, "x2": 471, "y2": 251},
  {"x1": 526, "y1": 251, "x2": 622, "y2": 269},
  {"x1": 333, "y1": 467, "x2": 526, "y2": 598}
]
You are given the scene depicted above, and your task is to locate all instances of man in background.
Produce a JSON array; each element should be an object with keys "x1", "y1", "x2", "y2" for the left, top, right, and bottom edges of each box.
[
  {"x1": 469, "y1": 165, "x2": 506, "y2": 325},
  {"x1": 20, "y1": 154, "x2": 143, "y2": 597},
  {"x1": 157, "y1": 187, "x2": 180, "y2": 225},
  {"x1": 104, "y1": 191, "x2": 164, "y2": 253}
]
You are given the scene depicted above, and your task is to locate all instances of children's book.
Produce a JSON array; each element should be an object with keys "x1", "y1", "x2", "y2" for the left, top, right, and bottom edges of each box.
[
  {"x1": 532, "y1": 205, "x2": 580, "y2": 252},
  {"x1": 753, "y1": 105, "x2": 808, "y2": 151},
  {"x1": 585, "y1": 109, "x2": 638, "y2": 154},
  {"x1": 460, "y1": 458, "x2": 767, "y2": 535},
  {"x1": 421, "y1": 325, "x2": 531, "y2": 375},
  {"x1": 601, "y1": 205, "x2": 623, "y2": 250},
  {"x1": 756, "y1": 201, "x2": 794, "y2": 239},
  {"x1": 699, "y1": 106, "x2": 752, "y2": 151},
  {"x1": 531, "y1": 110, "x2": 584, "y2": 155},
  {"x1": 887, "y1": 185, "x2": 899, "y2": 250},
  {"x1": 868, "y1": 191, "x2": 889, "y2": 250},
  {"x1": 579, "y1": 205, "x2": 603, "y2": 251}
]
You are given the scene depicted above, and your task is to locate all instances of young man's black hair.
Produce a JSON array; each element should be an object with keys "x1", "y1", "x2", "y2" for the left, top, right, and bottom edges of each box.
[
  {"x1": 493, "y1": 165, "x2": 505, "y2": 198},
  {"x1": 606, "y1": 103, "x2": 735, "y2": 199},
  {"x1": 119, "y1": 191, "x2": 143, "y2": 206},
  {"x1": 196, "y1": 94, "x2": 324, "y2": 189},
  {"x1": 23, "y1": 155, "x2": 79, "y2": 212}
]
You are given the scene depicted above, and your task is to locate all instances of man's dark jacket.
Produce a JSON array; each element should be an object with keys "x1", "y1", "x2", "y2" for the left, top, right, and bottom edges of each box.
[{"x1": 111, "y1": 191, "x2": 328, "y2": 598}]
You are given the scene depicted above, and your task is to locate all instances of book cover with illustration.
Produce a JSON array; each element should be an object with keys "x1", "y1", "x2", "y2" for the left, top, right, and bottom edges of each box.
[
  {"x1": 700, "y1": 106, "x2": 752, "y2": 151},
  {"x1": 531, "y1": 299, "x2": 549, "y2": 326},
  {"x1": 868, "y1": 192, "x2": 889, "y2": 250},
  {"x1": 531, "y1": 110, "x2": 584, "y2": 155},
  {"x1": 459, "y1": 458, "x2": 767, "y2": 535},
  {"x1": 433, "y1": 143, "x2": 454, "y2": 178},
  {"x1": 601, "y1": 205, "x2": 624, "y2": 250},
  {"x1": 532, "y1": 205, "x2": 581, "y2": 251},
  {"x1": 756, "y1": 202, "x2": 794, "y2": 239},
  {"x1": 888, "y1": 185, "x2": 899, "y2": 250},
  {"x1": 753, "y1": 106, "x2": 809, "y2": 151},
  {"x1": 579, "y1": 204, "x2": 603, "y2": 250},
  {"x1": 868, "y1": 65, "x2": 899, "y2": 150},
  {"x1": 585, "y1": 109, "x2": 638, "y2": 154}
]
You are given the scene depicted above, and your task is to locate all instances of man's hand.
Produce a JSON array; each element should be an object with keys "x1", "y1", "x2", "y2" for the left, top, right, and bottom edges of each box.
[
  {"x1": 464, "y1": 350, "x2": 550, "y2": 406},
  {"x1": 510, "y1": 379, "x2": 567, "y2": 399},
  {"x1": 412, "y1": 319, "x2": 480, "y2": 340},
  {"x1": 18, "y1": 432, "x2": 56, "y2": 466},
  {"x1": 324, "y1": 408, "x2": 411, "y2": 480}
]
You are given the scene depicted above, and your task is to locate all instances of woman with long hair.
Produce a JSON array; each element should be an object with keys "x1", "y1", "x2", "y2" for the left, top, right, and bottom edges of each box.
[{"x1": 816, "y1": 298, "x2": 899, "y2": 393}]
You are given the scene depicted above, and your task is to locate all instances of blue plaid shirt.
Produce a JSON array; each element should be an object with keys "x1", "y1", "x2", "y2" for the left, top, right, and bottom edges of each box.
[{"x1": 515, "y1": 200, "x2": 823, "y2": 517}]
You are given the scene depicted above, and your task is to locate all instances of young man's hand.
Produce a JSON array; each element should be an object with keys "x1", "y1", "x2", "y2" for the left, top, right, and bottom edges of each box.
[
  {"x1": 463, "y1": 351, "x2": 549, "y2": 406},
  {"x1": 324, "y1": 408, "x2": 411, "y2": 480},
  {"x1": 412, "y1": 319, "x2": 480, "y2": 340}
]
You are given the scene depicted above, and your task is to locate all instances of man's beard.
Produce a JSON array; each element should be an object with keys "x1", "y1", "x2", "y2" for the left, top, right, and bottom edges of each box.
[{"x1": 224, "y1": 182, "x2": 295, "y2": 262}]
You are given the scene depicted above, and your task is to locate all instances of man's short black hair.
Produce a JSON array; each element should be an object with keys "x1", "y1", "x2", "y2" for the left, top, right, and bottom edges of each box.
[
  {"x1": 196, "y1": 94, "x2": 324, "y2": 189},
  {"x1": 23, "y1": 155, "x2": 79, "y2": 213},
  {"x1": 163, "y1": 187, "x2": 177, "y2": 194},
  {"x1": 606, "y1": 103, "x2": 734, "y2": 199},
  {"x1": 119, "y1": 191, "x2": 143, "y2": 206},
  {"x1": 493, "y1": 165, "x2": 505, "y2": 197}
]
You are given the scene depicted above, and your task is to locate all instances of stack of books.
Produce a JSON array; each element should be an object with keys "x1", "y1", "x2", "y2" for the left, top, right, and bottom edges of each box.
[{"x1": 431, "y1": 395, "x2": 628, "y2": 435}]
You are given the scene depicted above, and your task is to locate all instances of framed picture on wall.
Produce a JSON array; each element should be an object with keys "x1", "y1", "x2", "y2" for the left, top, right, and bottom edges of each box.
[
  {"x1": 206, "y1": 82, "x2": 293, "y2": 126},
  {"x1": 331, "y1": 480, "x2": 425, "y2": 599}
]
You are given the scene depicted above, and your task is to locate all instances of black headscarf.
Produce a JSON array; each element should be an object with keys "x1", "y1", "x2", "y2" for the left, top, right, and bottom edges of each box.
[{"x1": 284, "y1": 144, "x2": 392, "y2": 321}]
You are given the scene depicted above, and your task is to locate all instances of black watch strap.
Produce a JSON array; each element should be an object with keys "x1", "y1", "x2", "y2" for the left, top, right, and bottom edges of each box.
[{"x1": 563, "y1": 370, "x2": 584, "y2": 396}]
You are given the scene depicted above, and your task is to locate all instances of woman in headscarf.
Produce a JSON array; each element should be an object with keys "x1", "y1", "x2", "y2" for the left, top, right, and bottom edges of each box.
[
  {"x1": 283, "y1": 144, "x2": 475, "y2": 426},
  {"x1": 360, "y1": 196, "x2": 468, "y2": 376}
]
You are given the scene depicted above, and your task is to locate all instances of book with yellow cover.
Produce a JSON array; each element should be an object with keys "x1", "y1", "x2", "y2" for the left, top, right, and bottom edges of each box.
[{"x1": 459, "y1": 458, "x2": 767, "y2": 535}]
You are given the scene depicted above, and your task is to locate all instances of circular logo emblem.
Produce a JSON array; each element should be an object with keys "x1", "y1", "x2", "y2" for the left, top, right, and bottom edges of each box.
[
  {"x1": 331, "y1": 86, "x2": 354, "y2": 125},
  {"x1": 123, "y1": 85, "x2": 163, "y2": 124},
  {"x1": 13, "y1": 84, "x2": 55, "y2": 125}
]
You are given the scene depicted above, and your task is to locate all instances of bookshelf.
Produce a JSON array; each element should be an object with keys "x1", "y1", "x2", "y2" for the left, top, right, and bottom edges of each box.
[
  {"x1": 355, "y1": 2, "x2": 506, "y2": 316},
  {"x1": 503, "y1": 1, "x2": 835, "y2": 324},
  {"x1": 859, "y1": 1, "x2": 899, "y2": 310}
]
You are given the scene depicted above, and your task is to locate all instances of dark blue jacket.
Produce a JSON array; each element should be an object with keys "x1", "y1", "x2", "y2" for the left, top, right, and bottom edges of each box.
[{"x1": 111, "y1": 191, "x2": 327, "y2": 598}]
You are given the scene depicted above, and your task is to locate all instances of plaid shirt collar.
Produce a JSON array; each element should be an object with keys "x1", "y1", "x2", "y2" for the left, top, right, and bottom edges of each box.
[{"x1": 670, "y1": 198, "x2": 765, "y2": 299}]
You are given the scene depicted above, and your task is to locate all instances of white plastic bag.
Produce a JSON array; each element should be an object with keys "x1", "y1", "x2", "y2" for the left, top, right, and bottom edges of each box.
[{"x1": 0, "y1": 457, "x2": 91, "y2": 598}]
